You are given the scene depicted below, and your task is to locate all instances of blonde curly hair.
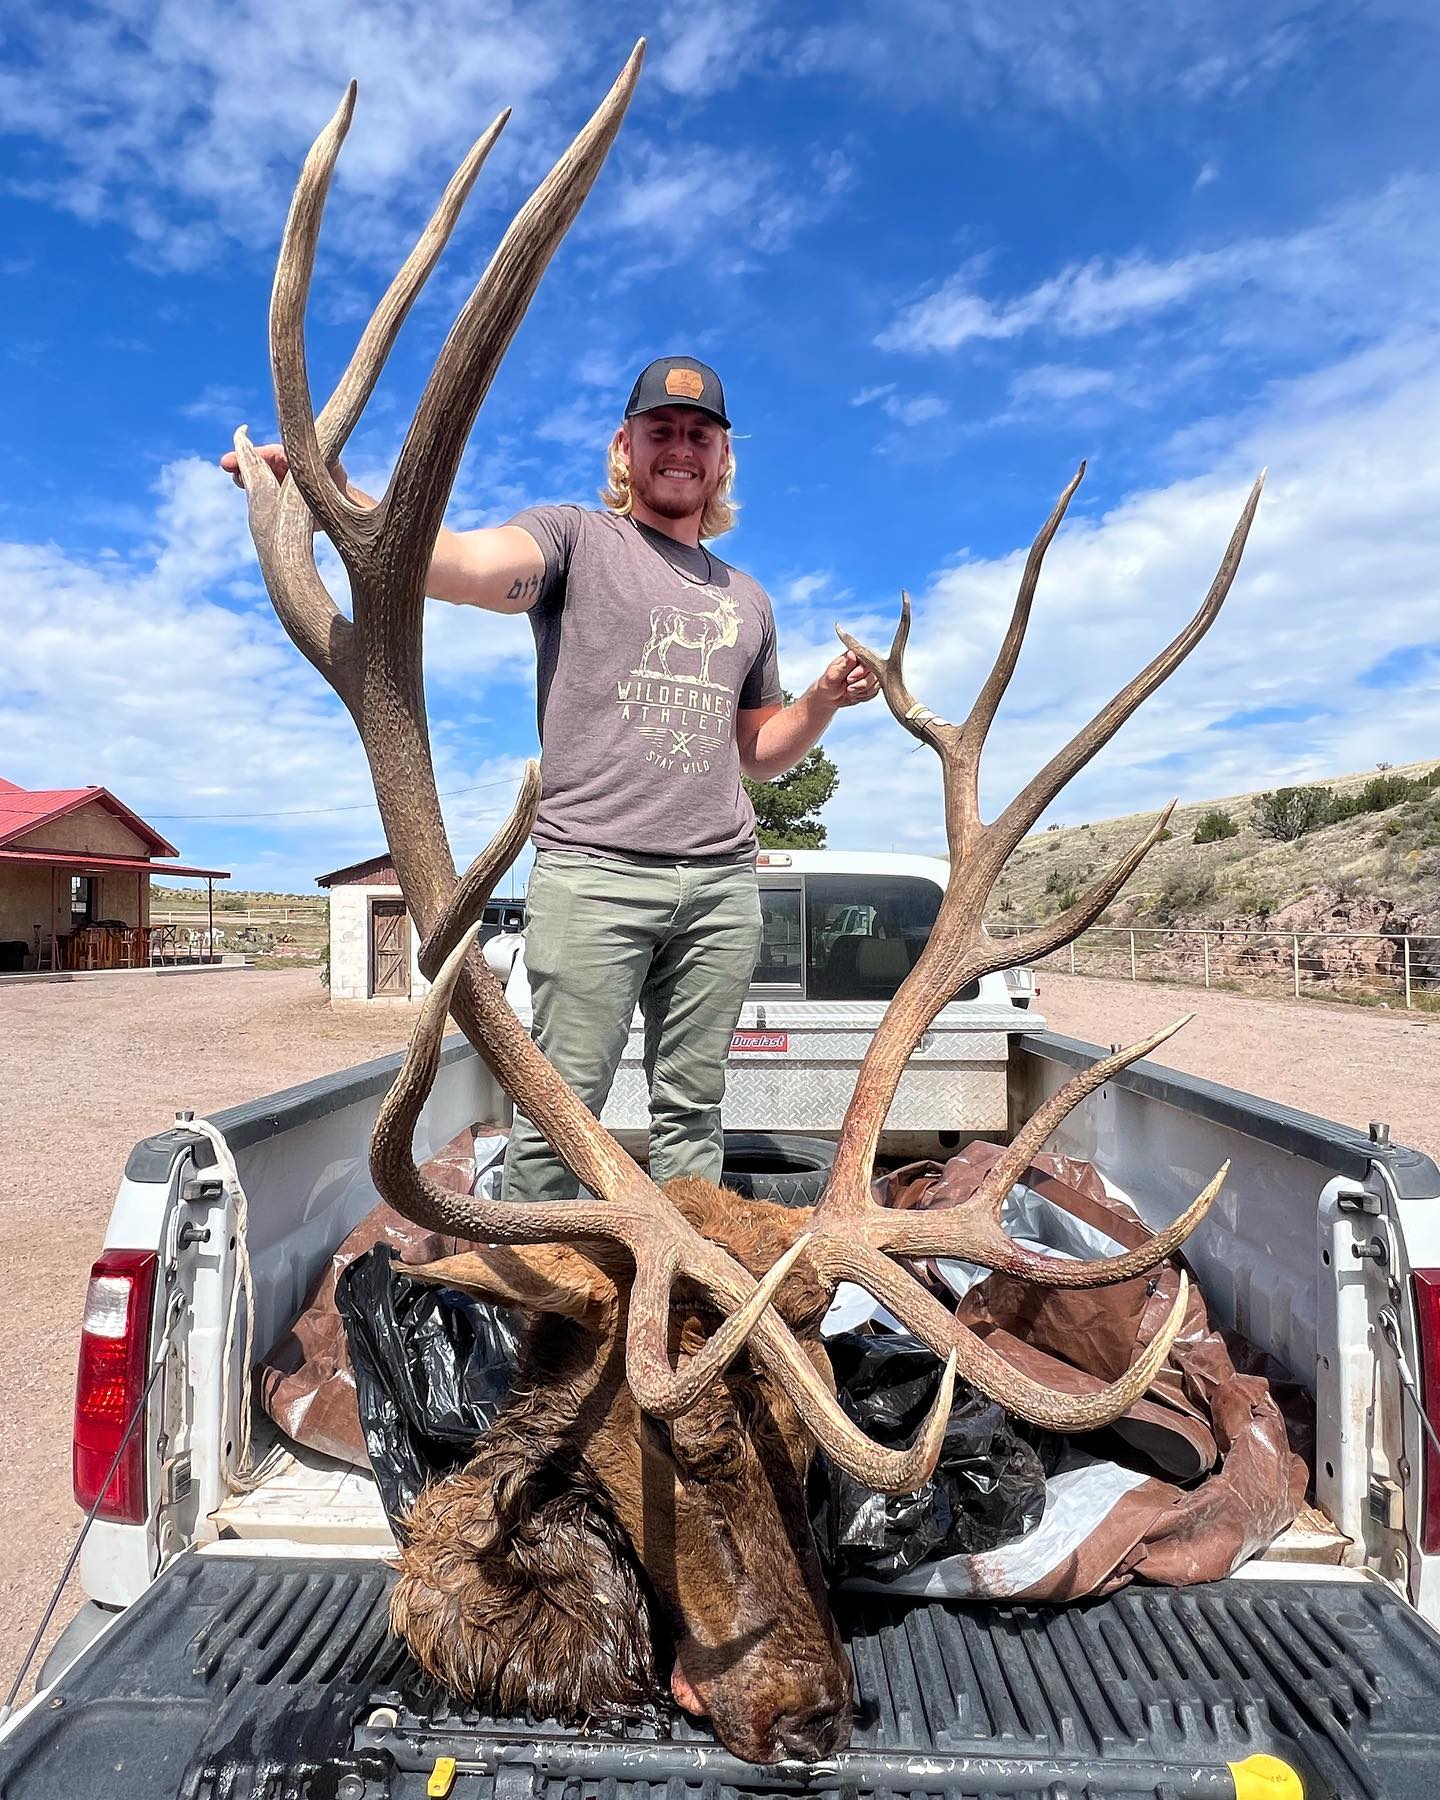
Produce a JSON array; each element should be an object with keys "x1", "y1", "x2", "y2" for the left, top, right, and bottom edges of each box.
[{"x1": 600, "y1": 427, "x2": 738, "y2": 539}]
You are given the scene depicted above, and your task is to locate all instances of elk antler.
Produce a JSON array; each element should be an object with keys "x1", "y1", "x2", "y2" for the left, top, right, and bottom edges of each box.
[
  {"x1": 235, "y1": 51, "x2": 962, "y2": 1495},
  {"x1": 787, "y1": 465, "x2": 1265, "y2": 1427}
]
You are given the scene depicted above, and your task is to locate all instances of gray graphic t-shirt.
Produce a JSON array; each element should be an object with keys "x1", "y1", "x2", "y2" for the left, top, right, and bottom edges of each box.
[{"x1": 508, "y1": 505, "x2": 783, "y2": 860}]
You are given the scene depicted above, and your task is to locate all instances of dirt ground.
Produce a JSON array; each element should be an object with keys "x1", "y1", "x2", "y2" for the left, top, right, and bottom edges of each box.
[
  {"x1": 1, "y1": 963, "x2": 1437, "y2": 1704},
  {"x1": 1035, "y1": 971, "x2": 1440, "y2": 1166},
  {"x1": 0, "y1": 969, "x2": 412, "y2": 1707}
]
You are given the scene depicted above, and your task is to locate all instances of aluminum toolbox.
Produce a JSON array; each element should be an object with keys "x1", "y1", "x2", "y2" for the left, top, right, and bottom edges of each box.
[{"x1": 601, "y1": 1001, "x2": 1039, "y2": 1137}]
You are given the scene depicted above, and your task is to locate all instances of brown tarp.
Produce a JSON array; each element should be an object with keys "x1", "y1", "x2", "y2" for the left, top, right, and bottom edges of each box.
[
  {"x1": 261, "y1": 1133, "x2": 1312, "y2": 1599},
  {"x1": 258, "y1": 1127, "x2": 487, "y2": 1466},
  {"x1": 873, "y1": 1142, "x2": 1312, "y2": 1596}
]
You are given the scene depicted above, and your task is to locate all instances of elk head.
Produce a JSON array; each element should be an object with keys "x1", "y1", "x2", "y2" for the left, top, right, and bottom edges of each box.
[{"x1": 233, "y1": 40, "x2": 1263, "y2": 1765}]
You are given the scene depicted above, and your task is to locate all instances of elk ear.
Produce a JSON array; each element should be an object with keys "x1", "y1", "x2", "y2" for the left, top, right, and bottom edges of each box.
[{"x1": 407, "y1": 1242, "x2": 620, "y2": 1332}]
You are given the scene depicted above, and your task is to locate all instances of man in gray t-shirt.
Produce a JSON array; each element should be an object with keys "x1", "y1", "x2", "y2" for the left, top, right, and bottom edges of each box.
[{"x1": 223, "y1": 355, "x2": 877, "y2": 1201}]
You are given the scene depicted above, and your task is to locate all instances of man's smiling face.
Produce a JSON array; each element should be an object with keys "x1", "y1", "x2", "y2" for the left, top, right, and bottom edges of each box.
[{"x1": 620, "y1": 406, "x2": 731, "y2": 521}]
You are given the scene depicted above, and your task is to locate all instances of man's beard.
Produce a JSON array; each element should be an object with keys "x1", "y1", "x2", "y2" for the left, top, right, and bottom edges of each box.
[{"x1": 631, "y1": 464, "x2": 721, "y2": 521}]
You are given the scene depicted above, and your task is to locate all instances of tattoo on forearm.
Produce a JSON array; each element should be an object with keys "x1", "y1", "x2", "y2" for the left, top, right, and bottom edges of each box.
[{"x1": 505, "y1": 574, "x2": 542, "y2": 601}]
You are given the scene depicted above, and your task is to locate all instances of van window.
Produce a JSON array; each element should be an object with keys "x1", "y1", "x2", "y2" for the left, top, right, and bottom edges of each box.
[
  {"x1": 805, "y1": 875, "x2": 942, "y2": 1001},
  {"x1": 753, "y1": 886, "x2": 803, "y2": 989}
]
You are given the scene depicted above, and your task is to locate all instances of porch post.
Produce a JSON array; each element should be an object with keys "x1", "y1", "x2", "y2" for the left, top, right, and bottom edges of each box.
[{"x1": 207, "y1": 878, "x2": 214, "y2": 963}]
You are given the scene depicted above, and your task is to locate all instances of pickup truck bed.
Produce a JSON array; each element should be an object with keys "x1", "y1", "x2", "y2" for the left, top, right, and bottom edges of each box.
[{"x1": 6, "y1": 1552, "x2": 1440, "y2": 1798}]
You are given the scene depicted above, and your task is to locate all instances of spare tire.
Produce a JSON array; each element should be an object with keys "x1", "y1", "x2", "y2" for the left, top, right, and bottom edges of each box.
[{"x1": 721, "y1": 1133, "x2": 836, "y2": 1208}]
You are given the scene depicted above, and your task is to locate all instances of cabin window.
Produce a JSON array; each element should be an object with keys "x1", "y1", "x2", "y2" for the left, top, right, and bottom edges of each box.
[{"x1": 804, "y1": 875, "x2": 944, "y2": 1001}]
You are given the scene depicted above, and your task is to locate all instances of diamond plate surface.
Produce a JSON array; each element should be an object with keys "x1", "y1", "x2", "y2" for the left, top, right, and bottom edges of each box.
[{"x1": 602, "y1": 1042, "x2": 1009, "y2": 1132}]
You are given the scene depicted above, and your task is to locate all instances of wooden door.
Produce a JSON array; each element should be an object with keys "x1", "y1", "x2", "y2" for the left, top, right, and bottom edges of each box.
[{"x1": 370, "y1": 900, "x2": 411, "y2": 998}]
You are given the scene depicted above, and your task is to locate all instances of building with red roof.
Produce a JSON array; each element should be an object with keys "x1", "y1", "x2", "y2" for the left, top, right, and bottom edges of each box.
[{"x1": 0, "y1": 776, "x2": 229, "y2": 973}]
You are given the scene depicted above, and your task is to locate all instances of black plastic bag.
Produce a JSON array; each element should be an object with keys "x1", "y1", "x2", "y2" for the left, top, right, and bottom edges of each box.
[
  {"x1": 811, "y1": 1331, "x2": 1060, "y2": 1580},
  {"x1": 335, "y1": 1245, "x2": 521, "y2": 1534}
]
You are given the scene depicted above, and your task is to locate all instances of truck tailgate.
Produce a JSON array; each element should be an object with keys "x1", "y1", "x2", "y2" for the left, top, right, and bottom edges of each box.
[{"x1": 4, "y1": 1554, "x2": 1439, "y2": 1798}]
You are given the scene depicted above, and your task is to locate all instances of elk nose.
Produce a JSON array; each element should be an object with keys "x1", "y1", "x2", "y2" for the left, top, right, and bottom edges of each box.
[{"x1": 774, "y1": 1701, "x2": 850, "y2": 1762}]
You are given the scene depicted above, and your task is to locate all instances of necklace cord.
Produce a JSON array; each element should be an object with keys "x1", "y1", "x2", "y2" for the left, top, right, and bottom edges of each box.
[{"x1": 628, "y1": 516, "x2": 718, "y2": 588}]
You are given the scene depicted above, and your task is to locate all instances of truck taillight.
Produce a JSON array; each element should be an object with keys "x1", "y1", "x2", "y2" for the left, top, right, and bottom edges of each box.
[
  {"x1": 73, "y1": 1249, "x2": 158, "y2": 1524},
  {"x1": 1413, "y1": 1270, "x2": 1440, "y2": 1555}
]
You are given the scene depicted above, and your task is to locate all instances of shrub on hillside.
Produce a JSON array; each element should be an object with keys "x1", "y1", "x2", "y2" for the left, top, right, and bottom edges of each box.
[
  {"x1": 1329, "y1": 767, "x2": 1440, "y2": 823},
  {"x1": 1230, "y1": 884, "x2": 1277, "y2": 919},
  {"x1": 1151, "y1": 867, "x2": 1217, "y2": 922},
  {"x1": 1252, "y1": 786, "x2": 1333, "y2": 841},
  {"x1": 1193, "y1": 808, "x2": 1238, "y2": 843}
]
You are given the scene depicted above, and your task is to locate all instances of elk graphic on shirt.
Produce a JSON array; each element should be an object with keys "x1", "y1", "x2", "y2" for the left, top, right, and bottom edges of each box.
[{"x1": 632, "y1": 587, "x2": 740, "y2": 688}]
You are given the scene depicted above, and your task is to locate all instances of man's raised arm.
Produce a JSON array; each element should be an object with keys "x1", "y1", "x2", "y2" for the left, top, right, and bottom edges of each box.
[{"x1": 219, "y1": 441, "x2": 544, "y2": 615}]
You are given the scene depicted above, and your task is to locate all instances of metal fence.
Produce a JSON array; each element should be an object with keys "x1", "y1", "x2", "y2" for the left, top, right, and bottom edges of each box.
[
  {"x1": 150, "y1": 906, "x2": 317, "y2": 925},
  {"x1": 988, "y1": 924, "x2": 1440, "y2": 1010}
]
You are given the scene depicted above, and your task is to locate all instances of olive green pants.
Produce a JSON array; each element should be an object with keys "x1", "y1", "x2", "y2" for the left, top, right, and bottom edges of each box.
[{"x1": 502, "y1": 851, "x2": 763, "y2": 1203}]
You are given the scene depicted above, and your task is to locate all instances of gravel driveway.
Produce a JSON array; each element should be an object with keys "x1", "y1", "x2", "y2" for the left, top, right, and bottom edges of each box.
[
  {"x1": 1034, "y1": 971, "x2": 1440, "y2": 1165},
  {"x1": 0, "y1": 969, "x2": 412, "y2": 1706},
  {"x1": 1, "y1": 963, "x2": 1436, "y2": 1704}
]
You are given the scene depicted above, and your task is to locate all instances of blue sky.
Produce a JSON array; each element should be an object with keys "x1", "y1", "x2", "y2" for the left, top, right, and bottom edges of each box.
[{"x1": 4, "y1": 1, "x2": 1439, "y2": 892}]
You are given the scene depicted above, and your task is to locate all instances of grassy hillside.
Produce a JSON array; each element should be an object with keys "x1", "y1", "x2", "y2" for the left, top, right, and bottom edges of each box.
[{"x1": 993, "y1": 758, "x2": 1440, "y2": 928}]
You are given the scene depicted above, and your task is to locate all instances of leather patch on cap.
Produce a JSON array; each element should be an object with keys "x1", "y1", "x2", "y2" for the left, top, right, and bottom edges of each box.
[{"x1": 665, "y1": 368, "x2": 705, "y2": 400}]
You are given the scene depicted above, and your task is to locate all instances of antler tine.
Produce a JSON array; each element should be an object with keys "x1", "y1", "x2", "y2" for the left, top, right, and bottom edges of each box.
[
  {"x1": 235, "y1": 423, "x2": 358, "y2": 697},
  {"x1": 373, "y1": 924, "x2": 967, "y2": 1486},
  {"x1": 990, "y1": 469, "x2": 1267, "y2": 862},
  {"x1": 805, "y1": 1226, "x2": 1196, "y2": 1432},
  {"x1": 975, "y1": 1015, "x2": 1193, "y2": 1217},
  {"x1": 380, "y1": 41, "x2": 645, "y2": 560},
  {"x1": 976, "y1": 801, "x2": 1177, "y2": 981},
  {"x1": 973, "y1": 1165, "x2": 1228, "y2": 1289},
  {"x1": 837, "y1": 593, "x2": 928, "y2": 743},
  {"x1": 961, "y1": 462, "x2": 1086, "y2": 753},
  {"x1": 419, "y1": 760, "x2": 541, "y2": 980},
  {"x1": 315, "y1": 110, "x2": 511, "y2": 466},
  {"x1": 230, "y1": 424, "x2": 281, "y2": 541},
  {"x1": 269, "y1": 83, "x2": 374, "y2": 554},
  {"x1": 800, "y1": 1351, "x2": 958, "y2": 1496},
  {"x1": 867, "y1": 1019, "x2": 1226, "y2": 1283},
  {"x1": 625, "y1": 1233, "x2": 815, "y2": 1419}
]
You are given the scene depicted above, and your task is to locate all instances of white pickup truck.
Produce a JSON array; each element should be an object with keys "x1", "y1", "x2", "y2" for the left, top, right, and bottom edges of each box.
[{"x1": 4, "y1": 854, "x2": 1440, "y2": 1798}]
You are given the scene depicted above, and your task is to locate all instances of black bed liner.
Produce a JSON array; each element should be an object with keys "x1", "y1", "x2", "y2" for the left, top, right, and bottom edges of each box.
[{"x1": 4, "y1": 1554, "x2": 1440, "y2": 1798}]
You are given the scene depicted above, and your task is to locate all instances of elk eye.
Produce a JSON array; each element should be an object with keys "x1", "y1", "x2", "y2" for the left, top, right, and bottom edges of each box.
[{"x1": 669, "y1": 1422, "x2": 746, "y2": 1482}]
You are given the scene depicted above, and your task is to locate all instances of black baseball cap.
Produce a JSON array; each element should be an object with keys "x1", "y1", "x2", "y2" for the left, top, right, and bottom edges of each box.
[{"x1": 624, "y1": 356, "x2": 730, "y2": 429}]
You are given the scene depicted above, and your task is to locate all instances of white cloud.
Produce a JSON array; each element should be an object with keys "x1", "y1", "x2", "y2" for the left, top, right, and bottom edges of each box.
[
  {"x1": 533, "y1": 399, "x2": 619, "y2": 449},
  {"x1": 813, "y1": 333, "x2": 1440, "y2": 855},
  {"x1": 780, "y1": 572, "x2": 832, "y2": 605},
  {"x1": 852, "y1": 384, "x2": 950, "y2": 427},
  {"x1": 788, "y1": 0, "x2": 1322, "y2": 119},
  {"x1": 601, "y1": 132, "x2": 854, "y2": 276},
  {"x1": 0, "y1": 0, "x2": 602, "y2": 269},
  {"x1": 1007, "y1": 365, "x2": 1117, "y2": 403},
  {"x1": 876, "y1": 177, "x2": 1440, "y2": 356},
  {"x1": 2, "y1": 457, "x2": 534, "y2": 886},
  {"x1": 651, "y1": 5, "x2": 765, "y2": 97},
  {"x1": 886, "y1": 394, "x2": 949, "y2": 426}
]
